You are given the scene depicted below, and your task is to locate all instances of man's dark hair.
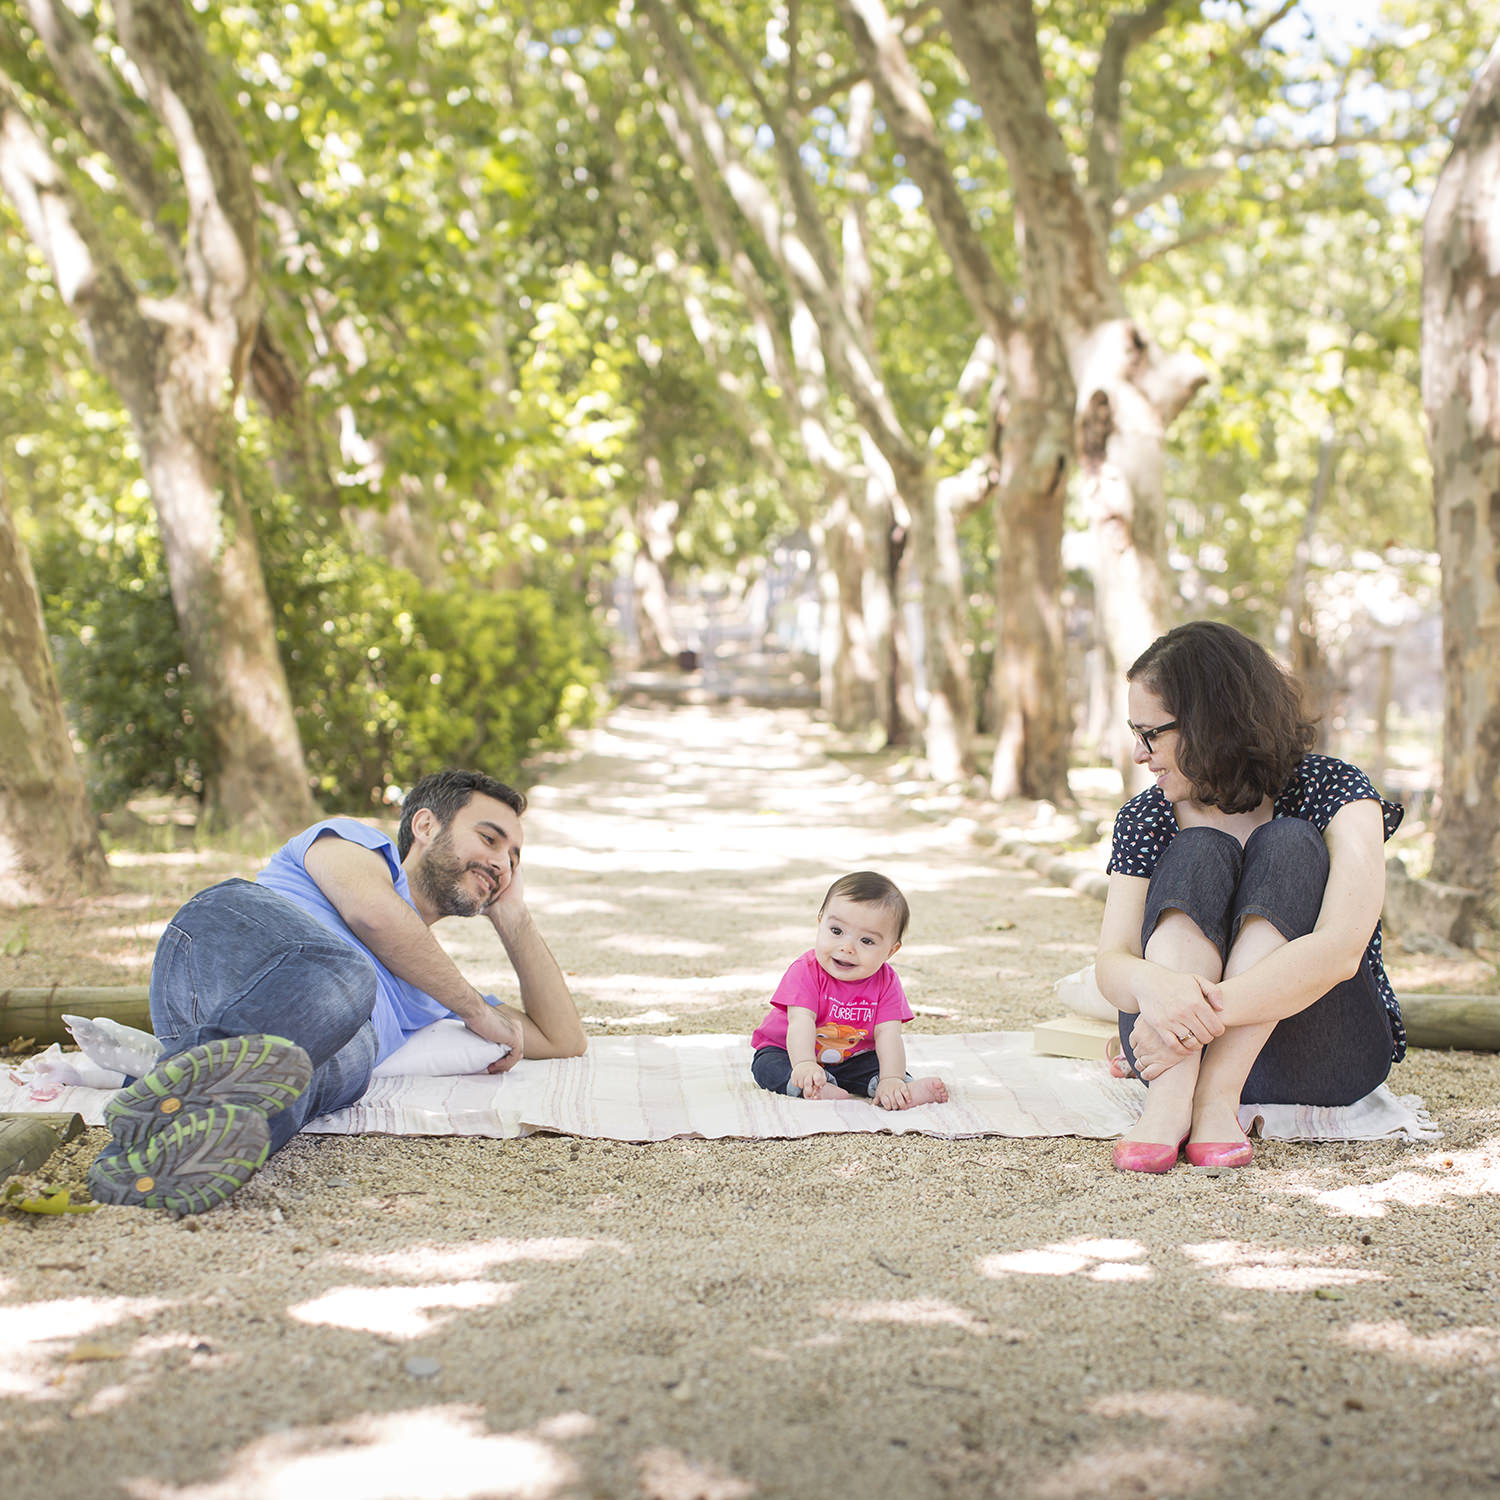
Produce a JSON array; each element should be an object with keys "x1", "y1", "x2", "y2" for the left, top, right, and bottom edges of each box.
[
  {"x1": 1128, "y1": 620, "x2": 1315, "y2": 814},
  {"x1": 819, "y1": 870, "x2": 910, "y2": 941},
  {"x1": 396, "y1": 769, "x2": 527, "y2": 858}
]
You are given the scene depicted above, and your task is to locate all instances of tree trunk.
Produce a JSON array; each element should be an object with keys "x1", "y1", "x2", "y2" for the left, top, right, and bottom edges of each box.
[
  {"x1": 1422, "y1": 39, "x2": 1500, "y2": 909},
  {"x1": 1277, "y1": 419, "x2": 1339, "y2": 746},
  {"x1": 141, "y1": 405, "x2": 315, "y2": 833},
  {"x1": 929, "y1": 0, "x2": 1206, "y2": 786},
  {"x1": 817, "y1": 497, "x2": 883, "y2": 731},
  {"x1": 0, "y1": 475, "x2": 112, "y2": 904},
  {"x1": 903, "y1": 462, "x2": 973, "y2": 782},
  {"x1": 0, "y1": 0, "x2": 316, "y2": 835},
  {"x1": 631, "y1": 460, "x2": 682, "y2": 664},
  {"x1": 1072, "y1": 322, "x2": 1206, "y2": 786},
  {"x1": 990, "y1": 326, "x2": 1074, "y2": 801}
]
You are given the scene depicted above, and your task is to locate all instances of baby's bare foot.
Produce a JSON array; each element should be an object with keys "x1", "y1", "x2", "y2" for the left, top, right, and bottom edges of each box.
[
  {"x1": 805, "y1": 1080, "x2": 853, "y2": 1101},
  {"x1": 900, "y1": 1076, "x2": 948, "y2": 1108}
]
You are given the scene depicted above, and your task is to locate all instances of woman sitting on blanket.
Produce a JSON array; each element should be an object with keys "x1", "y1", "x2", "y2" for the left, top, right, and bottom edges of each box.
[{"x1": 1095, "y1": 620, "x2": 1404, "y2": 1174}]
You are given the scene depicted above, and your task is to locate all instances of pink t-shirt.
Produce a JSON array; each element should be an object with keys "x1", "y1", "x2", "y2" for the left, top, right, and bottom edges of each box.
[{"x1": 750, "y1": 950, "x2": 913, "y2": 1062}]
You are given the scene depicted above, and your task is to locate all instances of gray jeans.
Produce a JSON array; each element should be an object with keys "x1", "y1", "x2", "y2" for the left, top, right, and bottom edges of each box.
[{"x1": 1117, "y1": 819, "x2": 1393, "y2": 1106}]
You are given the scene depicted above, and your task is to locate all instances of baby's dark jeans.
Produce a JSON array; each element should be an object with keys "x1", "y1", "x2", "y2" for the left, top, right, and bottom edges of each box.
[{"x1": 751, "y1": 1046, "x2": 885, "y2": 1098}]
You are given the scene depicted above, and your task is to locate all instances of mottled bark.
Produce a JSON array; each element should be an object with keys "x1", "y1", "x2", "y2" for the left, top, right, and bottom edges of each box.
[
  {"x1": 934, "y1": 0, "x2": 1206, "y2": 781},
  {"x1": 990, "y1": 327, "x2": 1074, "y2": 800},
  {"x1": 841, "y1": 0, "x2": 1064, "y2": 795},
  {"x1": 1, "y1": 1, "x2": 316, "y2": 835},
  {"x1": 1073, "y1": 322, "x2": 1207, "y2": 782},
  {"x1": 22, "y1": 0, "x2": 337, "y2": 510},
  {"x1": 0, "y1": 476, "x2": 111, "y2": 904},
  {"x1": 1422, "y1": 40, "x2": 1500, "y2": 908}
]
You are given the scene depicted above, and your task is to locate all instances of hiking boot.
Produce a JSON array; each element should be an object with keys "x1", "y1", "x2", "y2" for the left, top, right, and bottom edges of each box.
[
  {"x1": 87, "y1": 1103, "x2": 272, "y2": 1216},
  {"x1": 103, "y1": 1034, "x2": 312, "y2": 1151}
]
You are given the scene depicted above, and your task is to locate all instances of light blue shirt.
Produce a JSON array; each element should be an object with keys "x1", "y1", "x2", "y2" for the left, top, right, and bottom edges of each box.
[{"x1": 257, "y1": 818, "x2": 458, "y2": 1063}]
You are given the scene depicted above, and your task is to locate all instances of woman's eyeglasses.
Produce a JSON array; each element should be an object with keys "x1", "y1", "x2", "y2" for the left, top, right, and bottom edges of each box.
[{"x1": 1127, "y1": 719, "x2": 1179, "y2": 754}]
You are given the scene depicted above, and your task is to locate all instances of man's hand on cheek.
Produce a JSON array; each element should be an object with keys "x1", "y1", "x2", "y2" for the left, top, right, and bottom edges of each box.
[{"x1": 487, "y1": 865, "x2": 528, "y2": 927}]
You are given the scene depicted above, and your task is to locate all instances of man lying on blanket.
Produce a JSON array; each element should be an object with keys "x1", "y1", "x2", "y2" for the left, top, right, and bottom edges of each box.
[{"x1": 86, "y1": 769, "x2": 587, "y2": 1215}]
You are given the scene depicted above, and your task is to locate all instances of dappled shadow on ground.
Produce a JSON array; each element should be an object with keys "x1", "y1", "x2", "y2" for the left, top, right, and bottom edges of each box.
[
  {"x1": 2, "y1": 698, "x2": 1498, "y2": 1499},
  {"x1": 3, "y1": 1122, "x2": 1498, "y2": 1500}
]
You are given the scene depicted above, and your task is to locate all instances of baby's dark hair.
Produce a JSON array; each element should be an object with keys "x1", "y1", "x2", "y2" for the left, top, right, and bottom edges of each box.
[{"x1": 819, "y1": 871, "x2": 910, "y2": 941}]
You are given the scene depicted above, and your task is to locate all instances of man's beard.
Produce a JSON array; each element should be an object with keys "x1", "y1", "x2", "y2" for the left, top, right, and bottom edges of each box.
[{"x1": 413, "y1": 825, "x2": 492, "y2": 919}]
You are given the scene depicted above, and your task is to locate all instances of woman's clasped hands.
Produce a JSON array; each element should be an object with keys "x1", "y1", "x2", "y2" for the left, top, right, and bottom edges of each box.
[{"x1": 1129, "y1": 970, "x2": 1225, "y2": 1080}]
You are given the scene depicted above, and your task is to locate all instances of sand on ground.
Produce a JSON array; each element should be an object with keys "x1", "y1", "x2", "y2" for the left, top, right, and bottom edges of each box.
[{"x1": 2, "y1": 697, "x2": 1498, "y2": 1500}]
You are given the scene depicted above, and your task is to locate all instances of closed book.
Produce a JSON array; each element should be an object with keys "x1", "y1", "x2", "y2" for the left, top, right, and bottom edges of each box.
[{"x1": 1032, "y1": 1014, "x2": 1121, "y2": 1061}]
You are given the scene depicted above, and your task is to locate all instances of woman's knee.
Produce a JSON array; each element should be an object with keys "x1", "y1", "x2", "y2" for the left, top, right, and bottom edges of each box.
[
  {"x1": 1236, "y1": 818, "x2": 1329, "y2": 939},
  {"x1": 1159, "y1": 824, "x2": 1244, "y2": 875},
  {"x1": 1142, "y1": 827, "x2": 1243, "y2": 959},
  {"x1": 1244, "y1": 815, "x2": 1327, "y2": 866}
]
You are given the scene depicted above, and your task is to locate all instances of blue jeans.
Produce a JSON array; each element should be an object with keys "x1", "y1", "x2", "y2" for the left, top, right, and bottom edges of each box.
[
  {"x1": 751, "y1": 1045, "x2": 889, "y2": 1098},
  {"x1": 1118, "y1": 820, "x2": 1393, "y2": 1106},
  {"x1": 148, "y1": 879, "x2": 379, "y2": 1151}
]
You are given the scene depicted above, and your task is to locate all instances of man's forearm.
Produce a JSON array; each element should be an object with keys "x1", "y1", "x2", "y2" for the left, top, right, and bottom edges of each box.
[{"x1": 490, "y1": 908, "x2": 586, "y2": 1056}]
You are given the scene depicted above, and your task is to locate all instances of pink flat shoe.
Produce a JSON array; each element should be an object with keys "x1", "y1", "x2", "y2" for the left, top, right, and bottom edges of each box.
[
  {"x1": 1112, "y1": 1136, "x2": 1187, "y2": 1174},
  {"x1": 1184, "y1": 1139, "x2": 1253, "y2": 1169}
]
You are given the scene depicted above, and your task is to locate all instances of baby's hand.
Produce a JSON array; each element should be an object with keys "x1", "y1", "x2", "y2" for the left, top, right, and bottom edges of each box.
[
  {"x1": 790, "y1": 1060, "x2": 827, "y2": 1098},
  {"x1": 874, "y1": 1076, "x2": 911, "y2": 1111}
]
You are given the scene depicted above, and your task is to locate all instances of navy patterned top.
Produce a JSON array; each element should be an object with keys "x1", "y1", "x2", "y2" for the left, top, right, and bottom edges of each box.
[{"x1": 1107, "y1": 753, "x2": 1406, "y2": 1062}]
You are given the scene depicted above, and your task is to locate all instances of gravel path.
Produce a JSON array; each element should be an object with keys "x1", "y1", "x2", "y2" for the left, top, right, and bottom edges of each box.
[{"x1": 2, "y1": 699, "x2": 1498, "y2": 1500}]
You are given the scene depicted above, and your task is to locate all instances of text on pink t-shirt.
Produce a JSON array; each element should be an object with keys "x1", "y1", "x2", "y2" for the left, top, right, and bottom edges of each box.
[{"x1": 750, "y1": 950, "x2": 913, "y2": 1062}]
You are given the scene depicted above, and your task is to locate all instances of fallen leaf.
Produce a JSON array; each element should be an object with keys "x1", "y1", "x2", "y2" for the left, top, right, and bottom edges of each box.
[
  {"x1": 2, "y1": 1181, "x2": 99, "y2": 1215},
  {"x1": 65, "y1": 1343, "x2": 128, "y2": 1363}
]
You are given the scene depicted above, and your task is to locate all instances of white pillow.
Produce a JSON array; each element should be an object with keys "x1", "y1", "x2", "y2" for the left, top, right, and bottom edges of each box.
[
  {"x1": 373, "y1": 1018, "x2": 512, "y2": 1077},
  {"x1": 1053, "y1": 963, "x2": 1117, "y2": 1023}
]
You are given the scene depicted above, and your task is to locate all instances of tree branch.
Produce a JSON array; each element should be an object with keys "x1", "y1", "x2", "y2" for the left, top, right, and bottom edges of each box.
[
  {"x1": 838, "y1": 0, "x2": 1019, "y2": 346},
  {"x1": 935, "y1": 453, "x2": 998, "y2": 521},
  {"x1": 937, "y1": 0, "x2": 1122, "y2": 336},
  {"x1": 1086, "y1": 0, "x2": 1174, "y2": 234},
  {"x1": 0, "y1": 77, "x2": 156, "y2": 402},
  {"x1": 643, "y1": 0, "x2": 921, "y2": 476},
  {"x1": 113, "y1": 0, "x2": 259, "y2": 321},
  {"x1": 1115, "y1": 220, "x2": 1237, "y2": 279},
  {"x1": 676, "y1": 0, "x2": 845, "y2": 298},
  {"x1": 1247, "y1": 0, "x2": 1297, "y2": 48},
  {"x1": 21, "y1": 0, "x2": 176, "y2": 250},
  {"x1": 1116, "y1": 127, "x2": 1439, "y2": 220}
]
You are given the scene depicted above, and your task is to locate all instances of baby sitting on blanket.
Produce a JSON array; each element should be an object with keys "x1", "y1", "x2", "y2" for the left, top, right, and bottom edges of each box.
[{"x1": 749, "y1": 871, "x2": 948, "y2": 1110}]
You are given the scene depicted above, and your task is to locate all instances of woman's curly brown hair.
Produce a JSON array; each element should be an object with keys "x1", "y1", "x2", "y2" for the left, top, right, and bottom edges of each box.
[{"x1": 1128, "y1": 621, "x2": 1316, "y2": 814}]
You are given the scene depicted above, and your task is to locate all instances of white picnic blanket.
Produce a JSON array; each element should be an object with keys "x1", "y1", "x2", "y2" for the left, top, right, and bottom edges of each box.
[{"x1": 1, "y1": 1033, "x2": 1439, "y2": 1144}]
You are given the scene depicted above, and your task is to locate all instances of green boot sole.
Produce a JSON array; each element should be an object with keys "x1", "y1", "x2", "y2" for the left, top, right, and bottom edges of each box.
[
  {"x1": 104, "y1": 1034, "x2": 311, "y2": 1151},
  {"x1": 88, "y1": 1103, "x2": 272, "y2": 1216}
]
